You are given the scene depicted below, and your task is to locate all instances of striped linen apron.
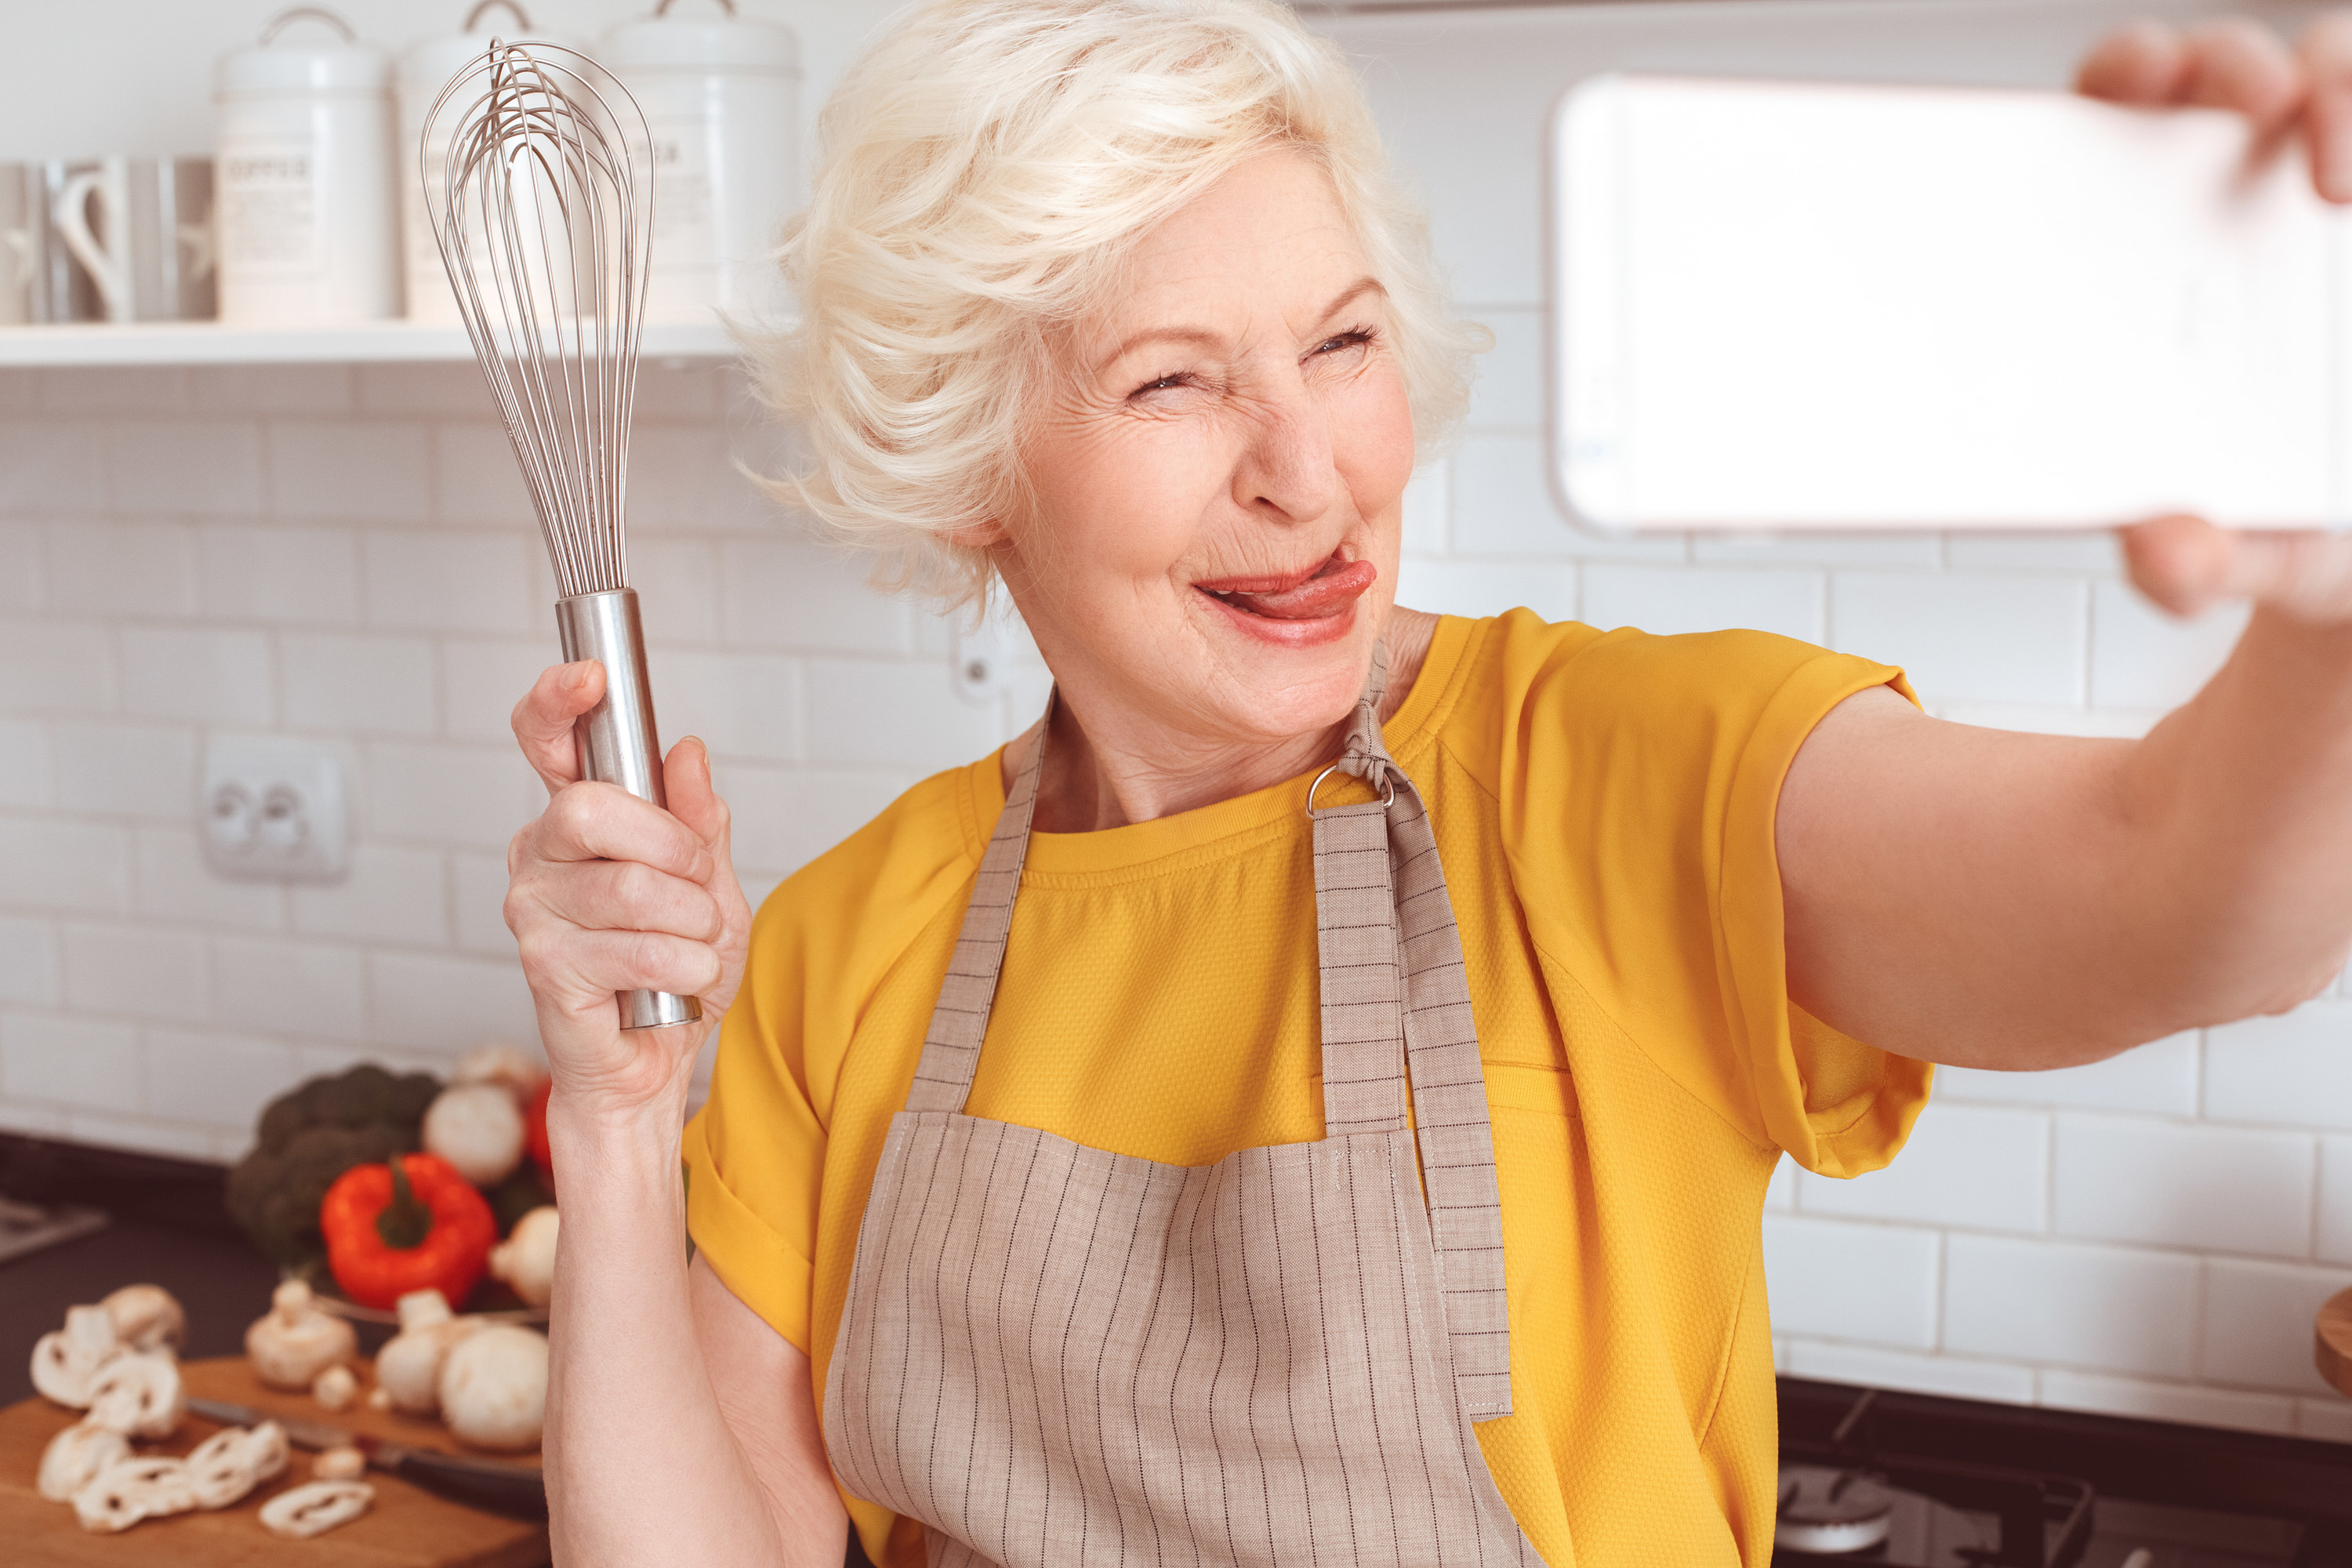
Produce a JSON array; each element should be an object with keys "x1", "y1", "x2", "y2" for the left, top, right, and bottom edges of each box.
[{"x1": 822, "y1": 649, "x2": 1547, "y2": 1566}]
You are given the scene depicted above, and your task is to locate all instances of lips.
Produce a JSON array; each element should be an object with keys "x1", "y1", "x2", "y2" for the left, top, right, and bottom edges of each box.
[{"x1": 1194, "y1": 551, "x2": 1376, "y2": 621}]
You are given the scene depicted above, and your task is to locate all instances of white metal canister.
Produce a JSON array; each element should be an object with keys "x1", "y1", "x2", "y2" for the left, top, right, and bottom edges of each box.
[
  {"x1": 213, "y1": 6, "x2": 397, "y2": 325},
  {"x1": 601, "y1": 0, "x2": 800, "y2": 323},
  {"x1": 398, "y1": 2, "x2": 588, "y2": 325}
]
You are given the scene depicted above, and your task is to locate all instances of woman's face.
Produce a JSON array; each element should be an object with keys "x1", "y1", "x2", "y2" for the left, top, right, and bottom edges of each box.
[{"x1": 994, "y1": 149, "x2": 1417, "y2": 755}]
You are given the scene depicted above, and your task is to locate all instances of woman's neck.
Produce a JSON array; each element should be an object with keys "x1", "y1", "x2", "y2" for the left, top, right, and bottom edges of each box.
[{"x1": 1014, "y1": 607, "x2": 1440, "y2": 833}]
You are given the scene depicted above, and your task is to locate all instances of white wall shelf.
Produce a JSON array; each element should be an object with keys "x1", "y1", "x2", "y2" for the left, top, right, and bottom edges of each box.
[{"x1": 0, "y1": 319, "x2": 740, "y2": 368}]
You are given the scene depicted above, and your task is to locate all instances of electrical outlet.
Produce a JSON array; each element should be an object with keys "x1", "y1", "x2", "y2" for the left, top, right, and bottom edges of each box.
[
  {"x1": 950, "y1": 601, "x2": 1023, "y2": 706},
  {"x1": 201, "y1": 737, "x2": 350, "y2": 884}
]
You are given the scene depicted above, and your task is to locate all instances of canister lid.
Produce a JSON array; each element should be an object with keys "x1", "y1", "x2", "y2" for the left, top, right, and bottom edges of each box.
[
  {"x1": 602, "y1": 1, "x2": 800, "y2": 74},
  {"x1": 400, "y1": 31, "x2": 593, "y2": 103},
  {"x1": 216, "y1": 6, "x2": 390, "y2": 96}
]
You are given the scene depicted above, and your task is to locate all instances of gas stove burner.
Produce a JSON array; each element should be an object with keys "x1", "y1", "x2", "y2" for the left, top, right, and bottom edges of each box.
[
  {"x1": 1778, "y1": 1466, "x2": 1895, "y2": 1554},
  {"x1": 1775, "y1": 1387, "x2": 2093, "y2": 1567}
]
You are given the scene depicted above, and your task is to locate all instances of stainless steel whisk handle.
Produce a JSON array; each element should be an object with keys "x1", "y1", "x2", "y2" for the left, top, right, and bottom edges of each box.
[{"x1": 554, "y1": 589, "x2": 705, "y2": 1032}]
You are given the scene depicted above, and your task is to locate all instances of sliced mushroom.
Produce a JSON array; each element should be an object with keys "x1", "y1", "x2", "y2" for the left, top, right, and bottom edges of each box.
[
  {"x1": 31, "y1": 1304, "x2": 124, "y2": 1409},
  {"x1": 38, "y1": 1422, "x2": 130, "y2": 1502},
  {"x1": 438, "y1": 1323, "x2": 548, "y2": 1451},
  {"x1": 246, "y1": 1279, "x2": 358, "y2": 1392},
  {"x1": 259, "y1": 1479, "x2": 375, "y2": 1539},
  {"x1": 100, "y1": 1284, "x2": 186, "y2": 1356},
  {"x1": 488, "y1": 1205, "x2": 559, "y2": 1308},
  {"x1": 187, "y1": 1420, "x2": 291, "y2": 1509},
  {"x1": 312, "y1": 1362, "x2": 358, "y2": 1411},
  {"x1": 85, "y1": 1351, "x2": 184, "y2": 1439},
  {"x1": 313, "y1": 1445, "x2": 368, "y2": 1481},
  {"x1": 72, "y1": 1456, "x2": 195, "y2": 1534},
  {"x1": 372, "y1": 1289, "x2": 483, "y2": 1416}
]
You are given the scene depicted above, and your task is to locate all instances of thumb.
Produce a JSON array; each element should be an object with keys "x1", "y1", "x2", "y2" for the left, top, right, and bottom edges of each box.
[
  {"x1": 2122, "y1": 514, "x2": 2238, "y2": 616},
  {"x1": 514, "y1": 661, "x2": 605, "y2": 795},
  {"x1": 663, "y1": 736, "x2": 729, "y2": 849}
]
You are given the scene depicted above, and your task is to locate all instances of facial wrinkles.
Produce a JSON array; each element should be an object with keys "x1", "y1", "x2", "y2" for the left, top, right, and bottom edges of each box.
[{"x1": 990, "y1": 151, "x2": 1413, "y2": 825}]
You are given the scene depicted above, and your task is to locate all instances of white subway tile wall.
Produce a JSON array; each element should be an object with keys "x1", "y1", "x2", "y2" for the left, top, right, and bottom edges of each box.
[
  {"x1": 0, "y1": 362, "x2": 1035, "y2": 1165},
  {"x1": 2, "y1": 0, "x2": 2349, "y2": 1450},
  {"x1": 6, "y1": 347, "x2": 2341, "y2": 1442}
]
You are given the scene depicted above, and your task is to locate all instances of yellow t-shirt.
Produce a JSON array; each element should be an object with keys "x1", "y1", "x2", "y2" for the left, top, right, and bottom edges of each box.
[{"x1": 684, "y1": 609, "x2": 1931, "y2": 1568}]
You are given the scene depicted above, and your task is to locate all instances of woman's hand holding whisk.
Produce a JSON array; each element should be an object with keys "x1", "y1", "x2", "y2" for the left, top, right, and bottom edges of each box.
[
  {"x1": 504, "y1": 662, "x2": 835, "y2": 1566},
  {"x1": 505, "y1": 659, "x2": 753, "y2": 1118}
]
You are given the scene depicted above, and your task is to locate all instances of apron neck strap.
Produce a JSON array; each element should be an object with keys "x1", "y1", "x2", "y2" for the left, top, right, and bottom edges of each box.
[
  {"x1": 902, "y1": 691, "x2": 1052, "y2": 1114},
  {"x1": 902, "y1": 647, "x2": 1407, "y2": 1127}
]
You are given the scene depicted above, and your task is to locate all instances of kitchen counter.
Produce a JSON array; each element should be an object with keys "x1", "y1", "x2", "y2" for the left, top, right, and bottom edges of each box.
[
  {"x1": 1, "y1": 1134, "x2": 280, "y2": 1406},
  {"x1": 0, "y1": 1134, "x2": 875, "y2": 1567},
  {"x1": 1, "y1": 1214, "x2": 280, "y2": 1406}
]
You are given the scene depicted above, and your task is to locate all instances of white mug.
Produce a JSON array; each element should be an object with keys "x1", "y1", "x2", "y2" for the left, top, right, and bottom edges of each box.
[
  {"x1": 49, "y1": 156, "x2": 216, "y2": 322},
  {"x1": 0, "y1": 164, "x2": 42, "y2": 324}
]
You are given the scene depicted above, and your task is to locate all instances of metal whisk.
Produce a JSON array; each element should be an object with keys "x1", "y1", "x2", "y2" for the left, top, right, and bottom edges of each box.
[{"x1": 423, "y1": 41, "x2": 700, "y2": 1032}]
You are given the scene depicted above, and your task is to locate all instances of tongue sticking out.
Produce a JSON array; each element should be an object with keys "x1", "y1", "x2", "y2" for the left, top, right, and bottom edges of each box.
[{"x1": 1210, "y1": 557, "x2": 1377, "y2": 620}]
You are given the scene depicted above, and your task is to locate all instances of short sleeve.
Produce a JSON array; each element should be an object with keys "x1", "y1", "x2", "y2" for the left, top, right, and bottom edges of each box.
[
  {"x1": 1469, "y1": 609, "x2": 1931, "y2": 1178},
  {"x1": 682, "y1": 891, "x2": 829, "y2": 1355}
]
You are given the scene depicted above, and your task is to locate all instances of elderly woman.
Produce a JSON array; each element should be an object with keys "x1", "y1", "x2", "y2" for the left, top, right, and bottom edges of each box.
[{"x1": 504, "y1": 3, "x2": 2352, "y2": 1564}]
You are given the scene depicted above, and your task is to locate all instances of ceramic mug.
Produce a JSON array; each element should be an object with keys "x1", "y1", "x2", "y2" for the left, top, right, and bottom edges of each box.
[
  {"x1": 49, "y1": 156, "x2": 216, "y2": 322},
  {"x1": 0, "y1": 164, "x2": 43, "y2": 323}
]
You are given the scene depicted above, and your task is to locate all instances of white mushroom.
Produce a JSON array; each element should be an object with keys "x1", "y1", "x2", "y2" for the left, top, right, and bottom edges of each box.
[
  {"x1": 72, "y1": 1456, "x2": 195, "y2": 1534},
  {"x1": 187, "y1": 1421, "x2": 291, "y2": 1509},
  {"x1": 437, "y1": 1323, "x2": 549, "y2": 1451},
  {"x1": 423, "y1": 1080, "x2": 527, "y2": 1185},
  {"x1": 488, "y1": 1205, "x2": 559, "y2": 1308},
  {"x1": 100, "y1": 1284, "x2": 186, "y2": 1356},
  {"x1": 38, "y1": 1422, "x2": 130, "y2": 1502},
  {"x1": 85, "y1": 1351, "x2": 185, "y2": 1439},
  {"x1": 313, "y1": 1445, "x2": 368, "y2": 1481},
  {"x1": 372, "y1": 1289, "x2": 483, "y2": 1416},
  {"x1": 260, "y1": 1479, "x2": 375, "y2": 1539},
  {"x1": 312, "y1": 1362, "x2": 358, "y2": 1411},
  {"x1": 246, "y1": 1279, "x2": 358, "y2": 1392},
  {"x1": 452, "y1": 1041, "x2": 547, "y2": 1103},
  {"x1": 31, "y1": 1304, "x2": 124, "y2": 1409}
]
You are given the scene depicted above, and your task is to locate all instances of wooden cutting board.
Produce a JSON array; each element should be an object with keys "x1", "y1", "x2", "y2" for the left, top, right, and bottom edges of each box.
[
  {"x1": 2321, "y1": 1286, "x2": 2352, "y2": 1400},
  {"x1": 0, "y1": 1357, "x2": 549, "y2": 1568}
]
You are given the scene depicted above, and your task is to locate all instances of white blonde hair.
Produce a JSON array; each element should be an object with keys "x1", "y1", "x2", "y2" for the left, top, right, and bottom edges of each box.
[{"x1": 753, "y1": 0, "x2": 1484, "y2": 610}]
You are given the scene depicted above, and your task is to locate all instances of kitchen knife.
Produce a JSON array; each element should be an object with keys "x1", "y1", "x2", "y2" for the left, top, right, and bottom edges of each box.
[{"x1": 186, "y1": 1396, "x2": 548, "y2": 1521}]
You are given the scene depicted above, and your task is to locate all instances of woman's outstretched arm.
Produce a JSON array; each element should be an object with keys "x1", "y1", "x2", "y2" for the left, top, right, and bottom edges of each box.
[
  {"x1": 1777, "y1": 16, "x2": 2352, "y2": 1072},
  {"x1": 509, "y1": 662, "x2": 847, "y2": 1566},
  {"x1": 1780, "y1": 566, "x2": 2352, "y2": 1069}
]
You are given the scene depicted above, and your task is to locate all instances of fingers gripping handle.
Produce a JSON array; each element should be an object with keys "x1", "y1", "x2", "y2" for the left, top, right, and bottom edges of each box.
[{"x1": 554, "y1": 590, "x2": 705, "y2": 1032}]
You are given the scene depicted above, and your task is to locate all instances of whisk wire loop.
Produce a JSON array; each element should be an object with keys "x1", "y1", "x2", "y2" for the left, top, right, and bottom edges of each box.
[{"x1": 423, "y1": 40, "x2": 652, "y2": 599}]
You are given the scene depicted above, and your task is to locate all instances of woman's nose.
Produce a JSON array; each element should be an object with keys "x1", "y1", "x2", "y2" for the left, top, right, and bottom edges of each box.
[{"x1": 1232, "y1": 382, "x2": 1338, "y2": 525}]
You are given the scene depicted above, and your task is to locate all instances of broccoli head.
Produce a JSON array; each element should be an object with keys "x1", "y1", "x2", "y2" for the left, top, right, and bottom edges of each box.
[{"x1": 227, "y1": 1064, "x2": 443, "y2": 1268}]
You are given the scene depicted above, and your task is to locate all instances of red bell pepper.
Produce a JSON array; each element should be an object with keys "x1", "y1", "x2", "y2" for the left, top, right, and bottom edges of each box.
[
  {"x1": 320, "y1": 1152, "x2": 496, "y2": 1311},
  {"x1": 524, "y1": 1077, "x2": 554, "y2": 1195}
]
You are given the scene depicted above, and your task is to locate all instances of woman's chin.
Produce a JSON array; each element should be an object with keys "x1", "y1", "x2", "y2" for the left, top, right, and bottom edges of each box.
[{"x1": 1182, "y1": 589, "x2": 1387, "y2": 733}]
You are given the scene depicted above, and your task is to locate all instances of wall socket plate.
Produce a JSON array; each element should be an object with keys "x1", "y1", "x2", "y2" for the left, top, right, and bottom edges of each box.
[
  {"x1": 949, "y1": 601, "x2": 1024, "y2": 706},
  {"x1": 201, "y1": 736, "x2": 350, "y2": 884}
]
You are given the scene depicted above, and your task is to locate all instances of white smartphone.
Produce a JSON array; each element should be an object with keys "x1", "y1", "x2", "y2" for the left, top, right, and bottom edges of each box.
[{"x1": 1549, "y1": 74, "x2": 2350, "y2": 532}]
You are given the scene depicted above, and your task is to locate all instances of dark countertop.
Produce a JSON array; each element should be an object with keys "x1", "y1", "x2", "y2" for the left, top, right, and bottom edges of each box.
[
  {"x1": 0, "y1": 1134, "x2": 870, "y2": 1566},
  {"x1": 1, "y1": 1214, "x2": 281, "y2": 1405},
  {"x1": 1, "y1": 1133, "x2": 282, "y2": 1404}
]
